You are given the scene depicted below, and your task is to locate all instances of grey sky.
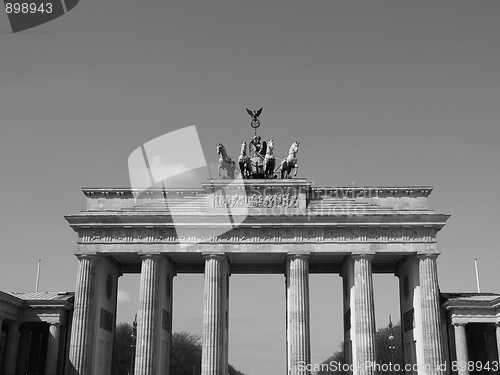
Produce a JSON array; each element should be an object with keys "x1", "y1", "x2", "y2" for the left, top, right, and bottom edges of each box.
[{"x1": 1, "y1": 1, "x2": 499, "y2": 373}]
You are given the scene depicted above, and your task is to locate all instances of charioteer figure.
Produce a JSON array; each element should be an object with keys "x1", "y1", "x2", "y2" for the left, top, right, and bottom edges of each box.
[{"x1": 249, "y1": 135, "x2": 267, "y2": 159}]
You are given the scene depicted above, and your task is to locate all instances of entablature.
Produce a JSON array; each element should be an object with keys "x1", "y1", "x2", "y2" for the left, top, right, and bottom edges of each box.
[
  {"x1": 68, "y1": 181, "x2": 449, "y2": 256},
  {"x1": 73, "y1": 225, "x2": 440, "y2": 246}
]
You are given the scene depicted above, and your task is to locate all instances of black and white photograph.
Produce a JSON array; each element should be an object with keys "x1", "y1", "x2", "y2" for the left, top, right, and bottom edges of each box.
[{"x1": 0, "y1": 1, "x2": 499, "y2": 374}]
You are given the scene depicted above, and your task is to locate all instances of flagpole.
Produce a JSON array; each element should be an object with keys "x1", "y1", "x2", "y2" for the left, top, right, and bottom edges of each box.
[
  {"x1": 36, "y1": 259, "x2": 41, "y2": 292},
  {"x1": 474, "y1": 258, "x2": 481, "y2": 293}
]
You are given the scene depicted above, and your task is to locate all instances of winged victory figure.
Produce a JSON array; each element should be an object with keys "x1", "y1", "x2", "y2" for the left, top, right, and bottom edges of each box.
[{"x1": 246, "y1": 107, "x2": 263, "y2": 120}]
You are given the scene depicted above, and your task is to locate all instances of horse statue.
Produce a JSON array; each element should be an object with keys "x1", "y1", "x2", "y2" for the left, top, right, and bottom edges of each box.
[
  {"x1": 238, "y1": 141, "x2": 252, "y2": 179},
  {"x1": 217, "y1": 143, "x2": 236, "y2": 179},
  {"x1": 276, "y1": 141, "x2": 299, "y2": 179},
  {"x1": 263, "y1": 139, "x2": 276, "y2": 178}
]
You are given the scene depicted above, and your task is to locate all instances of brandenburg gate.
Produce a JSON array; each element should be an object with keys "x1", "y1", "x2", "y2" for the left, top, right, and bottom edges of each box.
[{"x1": 65, "y1": 178, "x2": 449, "y2": 375}]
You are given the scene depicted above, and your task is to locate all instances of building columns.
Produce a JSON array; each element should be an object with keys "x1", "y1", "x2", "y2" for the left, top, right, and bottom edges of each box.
[
  {"x1": 417, "y1": 253, "x2": 444, "y2": 375},
  {"x1": 496, "y1": 323, "x2": 500, "y2": 362},
  {"x1": 3, "y1": 322, "x2": 20, "y2": 375},
  {"x1": 352, "y1": 254, "x2": 376, "y2": 375},
  {"x1": 28, "y1": 327, "x2": 42, "y2": 375},
  {"x1": 16, "y1": 324, "x2": 31, "y2": 375},
  {"x1": 134, "y1": 254, "x2": 162, "y2": 375},
  {"x1": 0, "y1": 317, "x2": 3, "y2": 372},
  {"x1": 201, "y1": 253, "x2": 229, "y2": 375},
  {"x1": 453, "y1": 323, "x2": 469, "y2": 375},
  {"x1": 286, "y1": 253, "x2": 311, "y2": 375},
  {"x1": 45, "y1": 323, "x2": 61, "y2": 375},
  {"x1": 68, "y1": 254, "x2": 98, "y2": 375}
]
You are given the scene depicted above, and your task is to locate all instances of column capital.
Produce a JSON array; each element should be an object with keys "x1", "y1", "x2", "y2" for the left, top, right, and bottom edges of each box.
[
  {"x1": 138, "y1": 253, "x2": 162, "y2": 260},
  {"x1": 76, "y1": 253, "x2": 99, "y2": 262},
  {"x1": 351, "y1": 253, "x2": 374, "y2": 261},
  {"x1": 495, "y1": 322, "x2": 500, "y2": 328},
  {"x1": 287, "y1": 253, "x2": 310, "y2": 260},
  {"x1": 452, "y1": 322, "x2": 467, "y2": 327},
  {"x1": 416, "y1": 252, "x2": 440, "y2": 260},
  {"x1": 202, "y1": 252, "x2": 226, "y2": 261}
]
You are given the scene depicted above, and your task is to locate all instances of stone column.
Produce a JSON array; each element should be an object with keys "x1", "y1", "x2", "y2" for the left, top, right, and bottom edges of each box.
[
  {"x1": 45, "y1": 323, "x2": 61, "y2": 375},
  {"x1": 3, "y1": 322, "x2": 20, "y2": 375},
  {"x1": 39, "y1": 327, "x2": 49, "y2": 374},
  {"x1": 0, "y1": 319, "x2": 2, "y2": 374},
  {"x1": 28, "y1": 327, "x2": 42, "y2": 375},
  {"x1": 201, "y1": 254, "x2": 228, "y2": 375},
  {"x1": 417, "y1": 253, "x2": 444, "y2": 375},
  {"x1": 135, "y1": 254, "x2": 161, "y2": 375},
  {"x1": 453, "y1": 323, "x2": 469, "y2": 375},
  {"x1": 68, "y1": 254, "x2": 98, "y2": 375},
  {"x1": 352, "y1": 254, "x2": 376, "y2": 375},
  {"x1": 496, "y1": 323, "x2": 500, "y2": 362},
  {"x1": 16, "y1": 324, "x2": 31, "y2": 375},
  {"x1": 286, "y1": 253, "x2": 311, "y2": 375}
]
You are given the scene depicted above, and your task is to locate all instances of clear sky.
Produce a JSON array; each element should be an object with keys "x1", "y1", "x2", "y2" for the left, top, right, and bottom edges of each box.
[{"x1": 1, "y1": 1, "x2": 499, "y2": 374}]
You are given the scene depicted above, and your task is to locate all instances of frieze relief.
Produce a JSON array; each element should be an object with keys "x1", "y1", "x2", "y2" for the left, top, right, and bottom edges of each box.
[
  {"x1": 213, "y1": 193, "x2": 299, "y2": 208},
  {"x1": 281, "y1": 227, "x2": 296, "y2": 242},
  {"x1": 177, "y1": 228, "x2": 213, "y2": 243},
  {"x1": 239, "y1": 228, "x2": 254, "y2": 242},
  {"x1": 302, "y1": 227, "x2": 316, "y2": 242},
  {"x1": 260, "y1": 228, "x2": 275, "y2": 242},
  {"x1": 113, "y1": 230, "x2": 124, "y2": 241},
  {"x1": 324, "y1": 227, "x2": 339, "y2": 241},
  {"x1": 217, "y1": 232, "x2": 234, "y2": 242},
  {"x1": 80, "y1": 227, "x2": 436, "y2": 244}
]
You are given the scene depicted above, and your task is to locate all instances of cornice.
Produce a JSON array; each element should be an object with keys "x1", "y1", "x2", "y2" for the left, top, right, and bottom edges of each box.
[
  {"x1": 75, "y1": 225, "x2": 439, "y2": 245},
  {"x1": 81, "y1": 184, "x2": 434, "y2": 199},
  {"x1": 65, "y1": 214, "x2": 450, "y2": 227}
]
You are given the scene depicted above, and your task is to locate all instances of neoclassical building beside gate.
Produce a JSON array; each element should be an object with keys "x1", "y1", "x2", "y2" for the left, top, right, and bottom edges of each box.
[
  {"x1": 62, "y1": 177, "x2": 462, "y2": 375},
  {"x1": 0, "y1": 291, "x2": 74, "y2": 374}
]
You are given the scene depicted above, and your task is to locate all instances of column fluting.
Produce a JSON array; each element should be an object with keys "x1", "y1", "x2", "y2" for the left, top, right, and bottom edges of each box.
[
  {"x1": 417, "y1": 253, "x2": 444, "y2": 375},
  {"x1": 352, "y1": 254, "x2": 376, "y2": 375},
  {"x1": 68, "y1": 254, "x2": 98, "y2": 375},
  {"x1": 287, "y1": 253, "x2": 311, "y2": 375},
  {"x1": 134, "y1": 254, "x2": 162, "y2": 375},
  {"x1": 453, "y1": 323, "x2": 469, "y2": 375},
  {"x1": 201, "y1": 254, "x2": 227, "y2": 375}
]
